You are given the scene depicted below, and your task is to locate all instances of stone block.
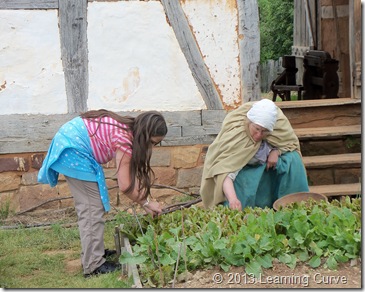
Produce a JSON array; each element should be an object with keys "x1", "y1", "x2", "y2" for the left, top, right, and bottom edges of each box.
[
  {"x1": 104, "y1": 168, "x2": 118, "y2": 179},
  {"x1": 171, "y1": 146, "x2": 202, "y2": 169},
  {"x1": 31, "y1": 153, "x2": 45, "y2": 170},
  {"x1": 103, "y1": 159, "x2": 117, "y2": 169},
  {"x1": 176, "y1": 166, "x2": 203, "y2": 188},
  {"x1": 0, "y1": 172, "x2": 21, "y2": 192},
  {"x1": 0, "y1": 157, "x2": 29, "y2": 172},
  {"x1": 0, "y1": 191, "x2": 20, "y2": 213},
  {"x1": 151, "y1": 147, "x2": 171, "y2": 167},
  {"x1": 21, "y1": 171, "x2": 39, "y2": 186},
  {"x1": 108, "y1": 188, "x2": 120, "y2": 207},
  {"x1": 150, "y1": 188, "x2": 187, "y2": 207},
  {"x1": 153, "y1": 167, "x2": 177, "y2": 186},
  {"x1": 18, "y1": 184, "x2": 60, "y2": 212}
]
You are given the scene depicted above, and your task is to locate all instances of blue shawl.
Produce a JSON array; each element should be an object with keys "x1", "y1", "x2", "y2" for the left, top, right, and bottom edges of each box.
[{"x1": 37, "y1": 117, "x2": 110, "y2": 212}]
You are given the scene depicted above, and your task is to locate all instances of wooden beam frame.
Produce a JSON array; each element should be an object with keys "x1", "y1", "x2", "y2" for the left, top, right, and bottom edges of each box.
[
  {"x1": 59, "y1": 0, "x2": 88, "y2": 113},
  {"x1": 161, "y1": 0, "x2": 223, "y2": 110}
]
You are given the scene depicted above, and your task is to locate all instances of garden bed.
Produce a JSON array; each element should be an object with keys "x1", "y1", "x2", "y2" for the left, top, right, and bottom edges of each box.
[{"x1": 117, "y1": 197, "x2": 362, "y2": 288}]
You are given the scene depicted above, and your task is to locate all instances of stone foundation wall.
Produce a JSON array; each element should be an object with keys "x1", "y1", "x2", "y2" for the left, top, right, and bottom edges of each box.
[
  {"x1": 0, "y1": 145, "x2": 208, "y2": 214},
  {"x1": 0, "y1": 140, "x2": 361, "y2": 215}
]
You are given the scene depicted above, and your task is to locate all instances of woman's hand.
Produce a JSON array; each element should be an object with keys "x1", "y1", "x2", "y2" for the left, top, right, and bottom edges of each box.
[
  {"x1": 266, "y1": 149, "x2": 279, "y2": 170},
  {"x1": 228, "y1": 197, "x2": 242, "y2": 210},
  {"x1": 223, "y1": 176, "x2": 242, "y2": 210},
  {"x1": 142, "y1": 199, "x2": 162, "y2": 217}
]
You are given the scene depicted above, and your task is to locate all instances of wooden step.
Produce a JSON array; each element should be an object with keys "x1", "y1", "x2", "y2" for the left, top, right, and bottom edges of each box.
[
  {"x1": 309, "y1": 183, "x2": 361, "y2": 197},
  {"x1": 302, "y1": 153, "x2": 361, "y2": 168},
  {"x1": 294, "y1": 125, "x2": 361, "y2": 140}
]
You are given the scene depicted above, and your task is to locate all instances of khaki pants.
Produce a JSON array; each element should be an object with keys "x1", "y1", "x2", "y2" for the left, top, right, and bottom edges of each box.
[{"x1": 65, "y1": 176, "x2": 106, "y2": 274}]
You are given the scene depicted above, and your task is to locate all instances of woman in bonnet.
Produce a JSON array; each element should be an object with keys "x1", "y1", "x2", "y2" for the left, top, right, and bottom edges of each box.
[{"x1": 200, "y1": 99, "x2": 309, "y2": 210}]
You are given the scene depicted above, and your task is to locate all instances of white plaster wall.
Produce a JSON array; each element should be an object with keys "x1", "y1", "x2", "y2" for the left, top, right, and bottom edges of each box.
[
  {"x1": 87, "y1": 1, "x2": 206, "y2": 112},
  {"x1": 0, "y1": 0, "x2": 242, "y2": 115},
  {"x1": 182, "y1": 0, "x2": 241, "y2": 107},
  {"x1": 0, "y1": 10, "x2": 67, "y2": 115}
]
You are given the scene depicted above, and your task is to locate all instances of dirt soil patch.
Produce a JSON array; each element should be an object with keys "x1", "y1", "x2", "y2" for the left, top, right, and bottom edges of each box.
[
  {"x1": 2, "y1": 207, "x2": 362, "y2": 289},
  {"x1": 168, "y1": 260, "x2": 361, "y2": 289}
]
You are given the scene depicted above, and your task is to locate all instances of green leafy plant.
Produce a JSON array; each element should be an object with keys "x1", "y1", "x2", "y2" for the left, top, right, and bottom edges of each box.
[{"x1": 118, "y1": 197, "x2": 361, "y2": 287}]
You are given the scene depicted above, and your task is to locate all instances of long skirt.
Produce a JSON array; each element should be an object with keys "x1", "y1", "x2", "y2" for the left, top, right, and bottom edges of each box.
[{"x1": 224, "y1": 151, "x2": 309, "y2": 210}]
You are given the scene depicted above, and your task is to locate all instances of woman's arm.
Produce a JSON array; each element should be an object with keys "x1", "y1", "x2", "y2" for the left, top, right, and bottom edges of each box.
[
  {"x1": 115, "y1": 150, "x2": 162, "y2": 215},
  {"x1": 266, "y1": 148, "x2": 280, "y2": 170},
  {"x1": 223, "y1": 175, "x2": 242, "y2": 210}
]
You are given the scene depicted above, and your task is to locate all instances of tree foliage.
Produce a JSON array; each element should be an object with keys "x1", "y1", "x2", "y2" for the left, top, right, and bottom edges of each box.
[{"x1": 258, "y1": 0, "x2": 294, "y2": 63}]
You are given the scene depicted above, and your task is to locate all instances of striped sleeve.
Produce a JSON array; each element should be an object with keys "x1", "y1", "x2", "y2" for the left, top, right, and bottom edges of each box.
[{"x1": 111, "y1": 128, "x2": 133, "y2": 156}]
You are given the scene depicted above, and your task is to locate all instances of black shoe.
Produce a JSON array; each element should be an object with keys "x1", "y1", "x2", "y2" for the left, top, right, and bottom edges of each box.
[
  {"x1": 103, "y1": 249, "x2": 117, "y2": 258},
  {"x1": 84, "y1": 261, "x2": 121, "y2": 278}
]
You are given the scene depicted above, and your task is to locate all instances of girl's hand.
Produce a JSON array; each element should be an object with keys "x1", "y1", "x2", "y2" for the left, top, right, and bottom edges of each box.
[{"x1": 142, "y1": 200, "x2": 162, "y2": 217}]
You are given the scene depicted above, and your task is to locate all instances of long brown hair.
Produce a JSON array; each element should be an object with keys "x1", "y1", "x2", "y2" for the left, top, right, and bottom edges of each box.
[{"x1": 80, "y1": 109, "x2": 168, "y2": 200}]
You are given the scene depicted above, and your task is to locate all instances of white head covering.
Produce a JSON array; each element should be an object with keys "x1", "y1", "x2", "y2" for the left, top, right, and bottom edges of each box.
[{"x1": 247, "y1": 99, "x2": 278, "y2": 132}]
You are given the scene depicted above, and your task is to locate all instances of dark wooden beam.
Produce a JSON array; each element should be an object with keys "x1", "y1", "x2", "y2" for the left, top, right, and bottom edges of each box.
[
  {"x1": 59, "y1": 0, "x2": 88, "y2": 113},
  {"x1": 161, "y1": 0, "x2": 223, "y2": 110},
  {"x1": 0, "y1": 0, "x2": 58, "y2": 9}
]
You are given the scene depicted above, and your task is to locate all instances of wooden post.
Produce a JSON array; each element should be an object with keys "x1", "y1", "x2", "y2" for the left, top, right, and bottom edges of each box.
[
  {"x1": 237, "y1": 0, "x2": 261, "y2": 102},
  {"x1": 161, "y1": 0, "x2": 223, "y2": 110},
  {"x1": 59, "y1": 0, "x2": 88, "y2": 113}
]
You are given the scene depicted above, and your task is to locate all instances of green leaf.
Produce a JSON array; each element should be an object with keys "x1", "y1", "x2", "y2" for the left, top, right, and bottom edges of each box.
[
  {"x1": 256, "y1": 254, "x2": 273, "y2": 268},
  {"x1": 119, "y1": 251, "x2": 147, "y2": 265},
  {"x1": 279, "y1": 253, "x2": 297, "y2": 269},
  {"x1": 308, "y1": 255, "x2": 321, "y2": 268},
  {"x1": 220, "y1": 262, "x2": 231, "y2": 272},
  {"x1": 213, "y1": 238, "x2": 228, "y2": 250},
  {"x1": 232, "y1": 242, "x2": 245, "y2": 254},
  {"x1": 160, "y1": 253, "x2": 176, "y2": 266},
  {"x1": 309, "y1": 241, "x2": 323, "y2": 256},
  {"x1": 278, "y1": 253, "x2": 292, "y2": 264},
  {"x1": 296, "y1": 250, "x2": 309, "y2": 262},
  {"x1": 206, "y1": 221, "x2": 221, "y2": 239},
  {"x1": 293, "y1": 233, "x2": 304, "y2": 244},
  {"x1": 335, "y1": 253, "x2": 349, "y2": 263},
  {"x1": 169, "y1": 226, "x2": 182, "y2": 237},
  {"x1": 326, "y1": 256, "x2": 338, "y2": 270},
  {"x1": 258, "y1": 235, "x2": 273, "y2": 252},
  {"x1": 228, "y1": 217, "x2": 238, "y2": 233},
  {"x1": 245, "y1": 259, "x2": 262, "y2": 278}
]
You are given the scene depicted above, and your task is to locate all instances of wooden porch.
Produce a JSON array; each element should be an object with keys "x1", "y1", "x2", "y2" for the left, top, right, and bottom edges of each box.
[{"x1": 277, "y1": 98, "x2": 361, "y2": 198}]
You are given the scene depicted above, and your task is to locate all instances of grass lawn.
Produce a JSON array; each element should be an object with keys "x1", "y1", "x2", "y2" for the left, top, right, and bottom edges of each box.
[{"x1": 0, "y1": 221, "x2": 133, "y2": 288}]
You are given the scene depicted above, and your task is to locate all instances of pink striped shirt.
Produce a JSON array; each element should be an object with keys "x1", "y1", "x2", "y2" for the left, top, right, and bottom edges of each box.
[{"x1": 82, "y1": 117, "x2": 133, "y2": 164}]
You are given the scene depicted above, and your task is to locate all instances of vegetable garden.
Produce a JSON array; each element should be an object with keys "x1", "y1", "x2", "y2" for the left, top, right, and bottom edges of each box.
[{"x1": 117, "y1": 196, "x2": 361, "y2": 288}]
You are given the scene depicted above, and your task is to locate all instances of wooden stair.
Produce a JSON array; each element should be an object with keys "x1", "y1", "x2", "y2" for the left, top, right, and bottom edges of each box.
[
  {"x1": 309, "y1": 183, "x2": 361, "y2": 197},
  {"x1": 302, "y1": 153, "x2": 361, "y2": 168},
  {"x1": 295, "y1": 125, "x2": 361, "y2": 140},
  {"x1": 295, "y1": 125, "x2": 361, "y2": 197}
]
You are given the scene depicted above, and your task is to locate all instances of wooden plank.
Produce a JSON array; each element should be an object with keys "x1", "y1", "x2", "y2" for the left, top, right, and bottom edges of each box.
[
  {"x1": 59, "y1": 0, "x2": 88, "y2": 113},
  {"x1": 118, "y1": 224, "x2": 142, "y2": 288},
  {"x1": 123, "y1": 236, "x2": 143, "y2": 288},
  {"x1": 237, "y1": 0, "x2": 261, "y2": 101},
  {"x1": 309, "y1": 183, "x2": 361, "y2": 196},
  {"x1": 279, "y1": 101, "x2": 361, "y2": 128},
  {"x1": 302, "y1": 153, "x2": 361, "y2": 168},
  {"x1": 276, "y1": 97, "x2": 361, "y2": 109},
  {"x1": 0, "y1": 0, "x2": 58, "y2": 9},
  {"x1": 349, "y1": 0, "x2": 362, "y2": 99},
  {"x1": 0, "y1": 110, "x2": 212, "y2": 153},
  {"x1": 160, "y1": 0, "x2": 223, "y2": 110},
  {"x1": 294, "y1": 125, "x2": 361, "y2": 139}
]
